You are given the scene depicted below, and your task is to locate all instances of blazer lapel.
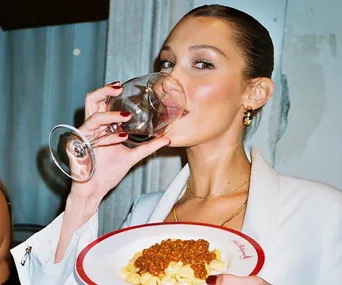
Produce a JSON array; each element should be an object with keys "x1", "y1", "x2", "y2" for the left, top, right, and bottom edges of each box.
[{"x1": 242, "y1": 148, "x2": 280, "y2": 277}]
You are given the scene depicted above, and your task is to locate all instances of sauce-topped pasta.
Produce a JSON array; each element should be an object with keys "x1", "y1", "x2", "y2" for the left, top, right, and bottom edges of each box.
[{"x1": 121, "y1": 238, "x2": 227, "y2": 285}]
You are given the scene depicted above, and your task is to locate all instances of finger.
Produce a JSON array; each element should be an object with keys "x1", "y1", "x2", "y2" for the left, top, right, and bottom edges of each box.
[
  {"x1": 86, "y1": 83, "x2": 122, "y2": 105},
  {"x1": 79, "y1": 111, "x2": 131, "y2": 133},
  {"x1": 128, "y1": 137, "x2": 171, "y2": 165},
  {"x1": 85, "y1": 84, "x2": 123, "y2": 118},
  {"x1": 92, "y1": 132, "x2": 128, "y2": 147},
  {"x1": 207, "y1": 274, "x2": 239, "y2": 285}
]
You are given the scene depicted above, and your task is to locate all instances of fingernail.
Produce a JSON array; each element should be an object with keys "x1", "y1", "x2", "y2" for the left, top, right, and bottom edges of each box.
[
  {"x1": 111, "y1": 85, "x2": 122, "y2": 89},
  {"x1": 109, "y1": 81, "x2": 120, "y2": 85},
  {"x1": 118, "y1": 132, "x2": 128, "y2": 137},
  {"x1": 206, "y1": 275, "x2": 217, "y2": 285},
  {"x1": 120, "y1": 112, "x2": 131, "y2": 117}
]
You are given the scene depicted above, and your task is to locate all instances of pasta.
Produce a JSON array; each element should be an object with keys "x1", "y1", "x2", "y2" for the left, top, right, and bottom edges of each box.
[{"x1": 121, "y1": 239, "x2": 228, "y2": 285}]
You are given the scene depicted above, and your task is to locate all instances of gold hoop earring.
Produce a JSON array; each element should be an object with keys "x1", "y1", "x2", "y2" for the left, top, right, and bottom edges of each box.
[{"x1": 243, "y1": 107, "x2": 253, "y2": 126}]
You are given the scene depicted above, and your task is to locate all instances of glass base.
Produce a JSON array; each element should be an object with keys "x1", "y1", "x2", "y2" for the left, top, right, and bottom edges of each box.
[{"x1": 49, "y1": 124, "x2": 96, "y2": 181}]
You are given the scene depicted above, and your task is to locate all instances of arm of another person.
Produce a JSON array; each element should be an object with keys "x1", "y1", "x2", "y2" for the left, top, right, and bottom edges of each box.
[{"x1": 0, "y1": 190, "x2": 11, "y2": 284}]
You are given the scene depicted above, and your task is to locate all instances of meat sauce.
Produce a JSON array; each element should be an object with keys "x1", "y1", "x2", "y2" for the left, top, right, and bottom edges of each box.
[{"x1": 134, "y1": 239, "x2": 216, "y2": 280}]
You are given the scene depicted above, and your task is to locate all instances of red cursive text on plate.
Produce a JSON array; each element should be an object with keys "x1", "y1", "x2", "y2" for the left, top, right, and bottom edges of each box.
[{"x1": 232, "y1": 240, "x2": 253, "y2": 260}]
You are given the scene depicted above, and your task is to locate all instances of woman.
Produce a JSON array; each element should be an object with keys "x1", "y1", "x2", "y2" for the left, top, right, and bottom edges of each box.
[
  {"x1": 0, "y1": 180, "x2": 11, "y2": 284},
  {"x1": 11, "y1": 4, "x2": 342, "y2": 285}
]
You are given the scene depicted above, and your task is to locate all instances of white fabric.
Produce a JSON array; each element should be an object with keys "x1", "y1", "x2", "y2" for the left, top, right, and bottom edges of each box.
[
  {"x1": 11, "y1": 211, "x2": 99, "y2": 284},
  {"x1": 11, "y1": 148, "x2": 342, "y2": 284}
]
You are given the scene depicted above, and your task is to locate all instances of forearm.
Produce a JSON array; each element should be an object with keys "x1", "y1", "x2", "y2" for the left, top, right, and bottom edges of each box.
[{"x1": 55, "y1": 192, "x2": 101, "y2": 263}]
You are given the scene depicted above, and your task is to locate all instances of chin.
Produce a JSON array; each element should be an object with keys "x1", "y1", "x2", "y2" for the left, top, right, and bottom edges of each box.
[
  {"x1": 164, "y1": 119, "x2": 194, "y2": 146},
  {"x1": 164, "y1": 133, "x2": 191, "y2": 147}
]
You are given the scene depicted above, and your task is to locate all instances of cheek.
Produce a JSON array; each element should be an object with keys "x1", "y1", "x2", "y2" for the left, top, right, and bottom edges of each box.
[
  {"x1": 188, "y1": 77, "x2": 241, "y2": 109},
  {"x1": 166, "y1": 76, "x2": 245, "y2": 145}
]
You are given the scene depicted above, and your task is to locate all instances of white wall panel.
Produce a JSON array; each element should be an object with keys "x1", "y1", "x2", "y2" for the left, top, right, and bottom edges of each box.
[{"x1": 275, "y1": 0, "x2": 342, "y2": 189}]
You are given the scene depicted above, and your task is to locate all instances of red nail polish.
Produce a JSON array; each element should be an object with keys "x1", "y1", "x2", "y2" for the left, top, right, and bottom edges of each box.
[
  {"x1": 111, "y1": 85, "x2": 122, "y2": 89},
  {"x1": 206, "y1": 275, "x2": 217, "y2": 285},
  {"x1": 118, "y1": 132, "x2": 128, "y2": 137},
  {"x1": 120, "y1": 112, "x2": 131, "y2": 117}
]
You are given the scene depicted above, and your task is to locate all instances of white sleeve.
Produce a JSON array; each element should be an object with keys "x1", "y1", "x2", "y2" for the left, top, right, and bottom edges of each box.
[
  {"x1": 11, "y1": 211, "x2": 98, "y2": 285},
  {"x1": 316, "y1": 192, "x2": 342, "y2": 284}
]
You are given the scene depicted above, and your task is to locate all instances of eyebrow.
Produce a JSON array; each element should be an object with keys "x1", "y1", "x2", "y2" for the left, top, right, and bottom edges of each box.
[
  {"x1": 161, "y1": 44, "x2": 229, "y2": 59},
  {"x1": 189, "y1": 45, "x2": 228, "y2": 58},
  {"x1": 161, "y1": 45, "x2": 172, "y2": 52}
]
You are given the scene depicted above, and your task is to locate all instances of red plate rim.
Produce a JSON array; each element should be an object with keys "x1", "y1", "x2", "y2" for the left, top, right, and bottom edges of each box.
[{"x1": 76, "y1": 222, "x2": 265, "y2": 285}]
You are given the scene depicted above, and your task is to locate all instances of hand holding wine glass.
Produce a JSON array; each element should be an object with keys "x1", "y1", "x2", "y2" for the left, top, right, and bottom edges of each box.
[
  {"x1": 67, "y1": 81, "x2": 172, "y2": 203},
  {"x1": 49, "y1": 72, "x2": 186, "y2": 182}
]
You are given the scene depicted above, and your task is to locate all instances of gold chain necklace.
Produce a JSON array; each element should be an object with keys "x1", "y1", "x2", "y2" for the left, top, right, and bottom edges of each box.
[
  {"x1": 187, "y1": 177, "x2": 250, "y2": 199},
  {"x1": 173, "y1": 199, "x2": 248, "y2": 227}
]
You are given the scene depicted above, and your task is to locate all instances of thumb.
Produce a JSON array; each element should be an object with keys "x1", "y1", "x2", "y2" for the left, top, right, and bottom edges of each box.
[{"x1": 129, "y1": 137, "x2": 170, "y2": 165}]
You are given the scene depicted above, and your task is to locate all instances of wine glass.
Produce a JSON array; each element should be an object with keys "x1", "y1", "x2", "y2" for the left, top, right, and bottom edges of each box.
[{"x1": 49, "y1": 72, "x2": 186, "y2": 182}]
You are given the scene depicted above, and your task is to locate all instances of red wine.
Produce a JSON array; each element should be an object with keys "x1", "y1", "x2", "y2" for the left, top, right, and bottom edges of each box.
[{"x1": 128, "y1": 134, "x2": 156, "y2": 143}]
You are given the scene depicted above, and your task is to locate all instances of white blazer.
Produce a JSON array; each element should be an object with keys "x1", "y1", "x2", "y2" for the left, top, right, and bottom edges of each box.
[{"x1": 11, "y1": 148, "x2": 342, "y2": 285}]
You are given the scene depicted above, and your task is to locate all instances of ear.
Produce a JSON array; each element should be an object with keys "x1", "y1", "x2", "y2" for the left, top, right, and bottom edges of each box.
[{"x1": 242, "y1": 78, "x2": 274, "y2": 110}]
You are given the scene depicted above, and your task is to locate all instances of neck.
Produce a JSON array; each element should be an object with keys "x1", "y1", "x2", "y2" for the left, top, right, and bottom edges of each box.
[{"x1": 186, "y1": 141, "x2": 251, "y2": 197}]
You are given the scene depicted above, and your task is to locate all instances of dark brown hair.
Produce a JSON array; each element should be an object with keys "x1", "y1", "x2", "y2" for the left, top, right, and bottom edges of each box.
[{"x1": 184, "y1": 5, "x2": 274, "y2": 80}]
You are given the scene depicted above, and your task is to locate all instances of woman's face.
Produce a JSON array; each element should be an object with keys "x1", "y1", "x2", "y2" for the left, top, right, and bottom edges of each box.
[{"x1": 160, "y1": 16, "x2": 248, "y2": 147}]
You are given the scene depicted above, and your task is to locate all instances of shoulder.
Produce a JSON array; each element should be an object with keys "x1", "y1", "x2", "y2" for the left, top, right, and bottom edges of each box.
[
  {"x1": 0, "y1": 183, "x2": 11, "y2": 283},
  {"x1": 0, "y1": 189, "x2": 11, "y2": 226},
  {"x1": 278, "y1": 174, "x2": 342, "y2": 210},
  {"x1": 0, "y1": 181, "x2": 11, "y2": 229},
  {"x1": 0, "y1": 189, "x2": 7, "y2": 207},
  {"x1": 0, "y1": 186, "x2": 11, "y2": 242},
  {"x1": 279, "y1": 174, "x2": 341, "y2": 197}
]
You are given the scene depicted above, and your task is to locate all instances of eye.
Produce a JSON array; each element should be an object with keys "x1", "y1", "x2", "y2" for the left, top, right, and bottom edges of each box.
[
  {"x1": 194, "y1": 60, "x2": 215, "y2": 69},
  {"x1": 159, "y1": 60, "x2": 175, "y2": 70}
]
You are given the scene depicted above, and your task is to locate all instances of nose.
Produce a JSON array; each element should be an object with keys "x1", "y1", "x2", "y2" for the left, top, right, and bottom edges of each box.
[
  {"x1": 159, "y1": 74, "x2": 186, "y2": 109},
  {"x1": 162, "y1": 75, "x2": 182, "y2": 96},
  {"x1": 167, "y1": 67, "x2": 184, "y2": 90},
  {"x1": 150, "y1": 72, "x2": 186, "y2": 118}
]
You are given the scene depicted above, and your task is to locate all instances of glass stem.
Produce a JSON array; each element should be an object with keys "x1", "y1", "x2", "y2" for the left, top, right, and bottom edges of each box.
[{"x1": 87, "y1": 123, "x2": 119, "y2": 147}]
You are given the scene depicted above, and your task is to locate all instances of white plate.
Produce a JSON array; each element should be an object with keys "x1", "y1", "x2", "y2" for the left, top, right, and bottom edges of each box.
[{"x1": 76, "y1": 222, "x2": 265, "y2": 285}]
